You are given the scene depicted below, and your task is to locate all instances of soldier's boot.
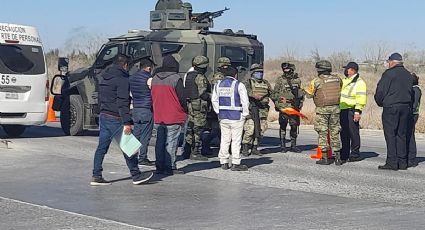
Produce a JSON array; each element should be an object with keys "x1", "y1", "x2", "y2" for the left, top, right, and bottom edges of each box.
[
  {"x1": 316, "y1": 149, "x2": 335, "y2": 165},
  {"x1": 280, "y1": 130, "x2": 287, "y2": 153},
  {"x1": 241, "y1": 144, "x2": 250, "y2": 157},
  {"x1": 190, "y1": 145, "x2": 208, "y2": 161},
  {"x1": 182, "y1": 142, "x2": 192, "y2": 160},
  {"x1": 289, "y1": 139, "x2": 302, "y2": 153},
  {"x1": 334, "y1": 151, "x2": 343, "y2": 166},
  {"x1": 251, "y1": 145, "x2": 263, "y2": 156}
]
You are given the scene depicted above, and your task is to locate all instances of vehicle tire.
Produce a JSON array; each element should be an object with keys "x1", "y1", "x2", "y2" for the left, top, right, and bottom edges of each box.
[
  {"x1": 2, "y1": 125, "x2": 26, "y2": 138},
  {"x1": 60, "y1": 94, "x2": 84, "y2": 136}
]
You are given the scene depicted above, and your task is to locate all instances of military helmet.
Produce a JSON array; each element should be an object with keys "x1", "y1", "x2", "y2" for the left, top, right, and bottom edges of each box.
[
  {"x1": 250, "y1": 63, "x2": 263, "y2": 72},
  {"x1": 315, "y1": 60, "x2": 332, "y2": 72},
  {"x1": 192, "y1": 55, "x2": 209, "y2": 68},
  {"x1": 181, "y1": 2, "x2": 192, "y2": 11},
  {"x1": 217, "y1": 57, "x2": 231, "y2": 67}
]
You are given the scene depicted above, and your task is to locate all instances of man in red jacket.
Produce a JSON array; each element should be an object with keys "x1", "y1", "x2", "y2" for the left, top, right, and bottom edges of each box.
[{"x1": 151, "y1": 55, "x2": 187, "y2": 175}]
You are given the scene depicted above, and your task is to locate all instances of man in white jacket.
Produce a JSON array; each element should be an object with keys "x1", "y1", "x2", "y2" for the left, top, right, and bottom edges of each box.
[{"x1": 212, "y1": 66, "x2": 250, "y2": 171}]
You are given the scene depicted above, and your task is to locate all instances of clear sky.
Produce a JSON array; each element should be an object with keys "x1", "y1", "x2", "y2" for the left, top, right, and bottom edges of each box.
[{"x1": 1, "y1": 0, "x2": 425, "y2": 58}]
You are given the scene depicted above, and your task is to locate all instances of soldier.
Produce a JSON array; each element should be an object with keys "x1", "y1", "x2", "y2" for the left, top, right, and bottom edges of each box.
[
  {"x1": 271, "y1": 63, "x2": 305, "y2": 153},
  {"x1": 304, "y1": 60, "x2": 342, "y2": 165},
  {"x1": 181, "y1": 2, "x2": 193, "y2": 18},
  {"x1": 241, "y1": 64, "x2": 272, "y2": 156},
  {"x1": 182, "y1": 55, "x2": 211, "y2": 161},
  {"x1": 203, "y1": 57, "x2": 232, "y2": 154}
]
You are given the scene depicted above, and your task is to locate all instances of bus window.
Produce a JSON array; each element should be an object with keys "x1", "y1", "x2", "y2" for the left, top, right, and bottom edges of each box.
[{"x1": 0, "y1": 44, "x2": 45, "y2": 75}]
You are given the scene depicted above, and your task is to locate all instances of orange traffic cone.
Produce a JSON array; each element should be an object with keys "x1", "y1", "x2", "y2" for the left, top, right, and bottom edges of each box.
[
  {"x1": 47, "y1": 96, "x2": 58, "y2": 122},
  {"x1": 310, "y1": 131, "x2": 333, "y2": 160}
]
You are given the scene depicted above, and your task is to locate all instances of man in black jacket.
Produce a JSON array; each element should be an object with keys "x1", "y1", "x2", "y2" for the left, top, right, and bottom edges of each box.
[
  {"x1": 91, "y1": 54, "x2": 153, "y2": 185},
  {"x1": 375, "y1": 53, "x2": 413, "y2": 170}
]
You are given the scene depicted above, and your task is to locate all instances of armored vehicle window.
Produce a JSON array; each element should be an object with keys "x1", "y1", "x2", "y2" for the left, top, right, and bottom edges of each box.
[
  {"x1": 151, "y1": 12, "x2": 162, "y2": 22},
  {"x1": 0, "y1": 44, "x2": 45, "y2": 75},
  {"x1": 221, "y1": 46, "x2": 248, "y2": 68},
  {"x1": 168, "y1": 13, "x2": 186, "y2": 20},
  {"x1": 160, "y1": 43, "x2": 183, "y2": 56},
  {"x1": 95, "y1": 44, "x2": 122, "y2": 68},
  {"x1": 128, "y1": 42, "x2": 148, "y2": 60}
]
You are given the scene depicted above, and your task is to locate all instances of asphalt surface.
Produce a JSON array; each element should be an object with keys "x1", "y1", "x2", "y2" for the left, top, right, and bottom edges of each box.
[{"x1": 1, "y1": 123, "x2": 425, "y2": 230}]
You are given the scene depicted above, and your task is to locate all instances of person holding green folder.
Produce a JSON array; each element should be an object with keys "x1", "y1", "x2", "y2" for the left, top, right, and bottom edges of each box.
[{"x1": 91, "y1": 54, "x2": 153, "y2": 186}]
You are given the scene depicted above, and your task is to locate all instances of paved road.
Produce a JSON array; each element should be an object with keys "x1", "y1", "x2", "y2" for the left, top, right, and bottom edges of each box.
[{"x1": 1, "y1": 123, "x2": 425, "y2": 230}]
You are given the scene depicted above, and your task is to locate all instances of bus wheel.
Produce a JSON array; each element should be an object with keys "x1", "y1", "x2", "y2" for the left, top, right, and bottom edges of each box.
[
  {"x1": 60, "y1": 95, "x2": 84, "y2": 136},
  {"x1": 3, "y1": 125, "x2": 26, "y2": 138}
]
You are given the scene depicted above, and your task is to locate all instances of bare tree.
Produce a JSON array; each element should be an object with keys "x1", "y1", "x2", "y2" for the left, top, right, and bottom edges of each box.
[
  {"x1": 310, "y1": 47, "x2": 321, "y2": 62},
  {"x1": 362, "y1": 41, "x2": 391, "y2": 73},
  {"x1": 328, "y1": 51, "x2": 354, "y2": 72},
  {"x1": 62, "y1": 27, "x2": 107, "y2": 59},
  {"x1": 281, "y1": 46, "x2": 299, "y2": 62}
]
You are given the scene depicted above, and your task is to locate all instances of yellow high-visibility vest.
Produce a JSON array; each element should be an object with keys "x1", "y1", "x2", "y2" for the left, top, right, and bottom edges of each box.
[{"x1": 339, "y1": 74, "x2": 367, "y2": 111}]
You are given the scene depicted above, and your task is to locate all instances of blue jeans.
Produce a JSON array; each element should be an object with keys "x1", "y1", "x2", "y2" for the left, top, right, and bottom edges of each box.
[
  {"x1": 155, "y1": 123, "x2": 182, "y2": 173},
  {"x1": 92, "y1": 113, "x2": 141, "y2": 179},
  {"x1": 132, "y1": 108, "x2": 153, "y2": 162}
]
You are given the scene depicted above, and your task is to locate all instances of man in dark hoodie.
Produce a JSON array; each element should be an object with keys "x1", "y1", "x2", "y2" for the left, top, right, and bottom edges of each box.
[
  {"x1": 151, "y1": 55, "x2": 187, "y2": 175},
  {"x1": 91, "y1": 54, "x2": 153, "y2": 186}
]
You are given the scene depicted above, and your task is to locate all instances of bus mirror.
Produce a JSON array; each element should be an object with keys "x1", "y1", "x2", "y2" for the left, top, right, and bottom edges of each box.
[
  {"x1": 50, "y1": 74, "x2": 66, "y2": 95},
  {"x1": 58, "y1": 57, "x2": 69, "y2": 73}
]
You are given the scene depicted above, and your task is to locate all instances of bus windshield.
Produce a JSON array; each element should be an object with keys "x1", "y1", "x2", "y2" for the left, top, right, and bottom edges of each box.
[{"x1": 0, "y1": 44, "x2": 45, "y2": 75}]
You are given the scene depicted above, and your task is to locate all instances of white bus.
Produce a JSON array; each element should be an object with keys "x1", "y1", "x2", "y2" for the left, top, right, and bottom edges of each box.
[{"x1": 0, "y1": 23, "x2": 48, "y2": 137}]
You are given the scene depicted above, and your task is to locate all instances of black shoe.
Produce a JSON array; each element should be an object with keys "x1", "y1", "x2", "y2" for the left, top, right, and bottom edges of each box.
[
  {"x1": 316, "y1": 158, "x2": 334, "y2": 165},
  {"x1": 241, "y1": 144, "x2": 250, "y2": 157},
  {"x1": 378, "y1": 164, "x2": 398, "y2": 171},
  {"x1": 231, "y1": 164, "x2": 248, "y2": 171},
  {"x1": 190, "y1": 154, "x2": 209, "y2": 161},
  {"x1": 251, "y1": 146, "x2": 262, "y2": 156},
  {"x1": 138, "y1": 159, "x2": 155, "y2": 166},
  {"x1": 221, "y1": 163, "x2": 229, "y2": 170},
  {"x1": 133, "y1": 172, "x2": 154, "y2": 185},
  {"x1": 289, "y1": 146, "x2": 302, "y2": 153},
  {"x1": 90, "y1": 177, "x2": 111, "y2": 186},
  {"x1": 348, "y1": 156, "x2": 362, "y2": 162}
]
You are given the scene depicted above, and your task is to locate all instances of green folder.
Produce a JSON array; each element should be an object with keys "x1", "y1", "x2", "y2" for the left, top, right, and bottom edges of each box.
[{"x1": 114, "y1": 129, "x2": 142, "y2": 157}]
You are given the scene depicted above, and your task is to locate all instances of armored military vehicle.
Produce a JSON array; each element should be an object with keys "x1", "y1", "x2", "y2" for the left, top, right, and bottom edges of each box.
[{"x1": 51, "y1": 0, "x2": 264, "y2": 136}]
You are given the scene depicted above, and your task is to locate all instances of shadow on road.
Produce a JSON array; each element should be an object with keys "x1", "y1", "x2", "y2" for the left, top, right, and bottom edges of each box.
[
  {"x1": 261, "y1": 144, "x2": 317, "y2": 154},
  {"x1": 361, "y1": 152, "x2": 379, "y2": 159},
  {"x1": 180, "y1": 157, "x2": 273, "y2": 173}
]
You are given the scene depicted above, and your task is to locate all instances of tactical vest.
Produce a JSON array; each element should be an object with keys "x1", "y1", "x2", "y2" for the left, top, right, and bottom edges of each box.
[
  {"x1": 184, "y1": 71, "x2": 200, "y2": 100},
  {"x1": 250, "y1": 79, "x2": 269, "y2": 98},
  {"x1": 280, "y1": 75, "x2": 301, "y2": 99},
  {"x1": 217, "y1": 77, "x2": 242, "y2": 120},
  {"x1": 314, "y1": 75, "x2": 341, "y2": 107}
]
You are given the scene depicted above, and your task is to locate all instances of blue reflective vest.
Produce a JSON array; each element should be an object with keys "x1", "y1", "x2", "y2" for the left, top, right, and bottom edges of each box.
[{"x1": 217, "y1": 77, "x2": 242, "y2": 120}]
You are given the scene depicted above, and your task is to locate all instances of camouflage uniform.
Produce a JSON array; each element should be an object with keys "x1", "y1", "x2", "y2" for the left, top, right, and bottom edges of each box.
[
  {"x1": 183, "y1": 55, "x2": 211, "y2": 161},
  {"x1": 203, "y1": 57, "x2": 231, "y2": 154},
  {"x1": 242, "y1": 64, "x2": 272, "y2": 156},
  {"x1": 271, "y1": 63, "x2": 305, "y2": 153},
  {"x1": 304, "y1": 60, "x2": 342, "y2": 165}
]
